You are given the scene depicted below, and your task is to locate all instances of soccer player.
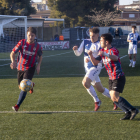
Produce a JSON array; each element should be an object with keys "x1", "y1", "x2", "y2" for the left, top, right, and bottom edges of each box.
[
  {"x1": 10, "y1": 27, "x2": 42, "y2": 111},
  {"x1": 88, "y1": 33, "x2": 139, "y2": 120},
  {"x1": 73, "y1": 27, "x2": 117, "y2": 111},
  {"x1": 127, "y1": 26, "x2": 140, "y2": 67}
]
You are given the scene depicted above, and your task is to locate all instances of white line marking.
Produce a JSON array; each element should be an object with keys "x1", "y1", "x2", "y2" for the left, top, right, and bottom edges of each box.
[
  {"x1": 42, "y1": 51, "x2": 73, "y2": 58},
  {"x1": 120, "y1": 55, "x2": 128, "y2": 59},
  {"x1": 0, "y1": 59, "x2": 10, "y2": 61},
  {"x1": 0, "y1": 51, "x2": 73, "y2": 67},
  {"x1": 0, "y1": 54, "x2": 127, "y2": 76},
  {"x1": 0, "y1": 110, "x2": 123, "y2": 114},
  {"x1": 0, "y1": 63, "x2": 11, "y2": 66}
]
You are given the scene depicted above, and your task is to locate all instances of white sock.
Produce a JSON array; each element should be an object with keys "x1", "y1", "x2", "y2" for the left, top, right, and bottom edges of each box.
[
  {"x1": 130, "y1": 60, "x2": 133, "y2": 64},
  {"x1": 102, "y1": 88, "x2": 111, "y2": 98},
  {"x1": 133, "y1": 61, "x2": 136, "y2": 65},
  {"x1": 86, "y1": 86, "x2": 100, "y2": 102}
]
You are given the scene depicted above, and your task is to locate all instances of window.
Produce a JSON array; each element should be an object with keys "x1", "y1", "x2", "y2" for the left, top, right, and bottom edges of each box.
[
  {"x1": 129, "y1": 14, "x2": 135, "y2": 18},
  {"x1": 42, "y1": 16, "x2": 48, "y2": 18}
]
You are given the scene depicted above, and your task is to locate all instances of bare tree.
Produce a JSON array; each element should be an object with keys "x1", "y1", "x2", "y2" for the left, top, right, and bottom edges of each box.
[{"x1": 88, "y1": 9, "x2": 120, "y2": 27}]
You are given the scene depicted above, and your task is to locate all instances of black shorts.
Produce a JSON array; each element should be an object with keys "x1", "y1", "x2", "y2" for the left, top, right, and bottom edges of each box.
[
  {"x1": 17, "y1": 66, "x2": 36, "y2": 85},
  {"x1": 109, "y1": 75, "x2": 125, "y2": 93}
]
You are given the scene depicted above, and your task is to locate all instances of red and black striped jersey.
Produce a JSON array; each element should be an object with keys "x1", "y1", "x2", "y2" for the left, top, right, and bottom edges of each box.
[
  {"x1": 96, "y1": 47, "x2": 124, "y2": 80},
  {"x1": 12, "y1": 39, "x2": 42, "y2": 71}
]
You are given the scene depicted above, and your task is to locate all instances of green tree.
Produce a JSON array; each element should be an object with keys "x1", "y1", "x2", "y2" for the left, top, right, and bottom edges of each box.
[
  {"x1": 0, "y1": 0, "x2": 36, "y2": 16},
  {"x1": 47, "y1": 0, "x2": 118, "y2": 27}
]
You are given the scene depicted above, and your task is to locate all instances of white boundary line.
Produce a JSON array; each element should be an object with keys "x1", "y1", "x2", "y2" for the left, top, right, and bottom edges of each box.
[
  {"x1": 0, "y1": 54, "x2": 128, "y2": 76},
  {"x1": 0, "y1": 63, "x2": 11, "y2": 66},
  {"x1": 0, "y1": 110, "x2": 123, "y2": 114},
  {"x1": 0, "y1": 51, "x2": 73, "y2": 67},
  {"x1": 42, "y1": 51, "x2": 73, "y2": 58}
]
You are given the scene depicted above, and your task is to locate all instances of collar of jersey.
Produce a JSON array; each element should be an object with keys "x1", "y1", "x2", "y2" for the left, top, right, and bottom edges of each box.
[{"x1": 92, "y1": 40, "x2": 99, "y2": 43}]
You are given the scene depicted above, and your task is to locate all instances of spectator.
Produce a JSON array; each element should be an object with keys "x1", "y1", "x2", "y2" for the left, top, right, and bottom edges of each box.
[
  {"x1": 114, "y1": 28, "x2": 121, "y2": 39},
  {"x1": 108, "y1": 27, "x2": 115, "y2": 38},
  {"x1": 59, "y1": 34, "x2": 64, "y2": 41},
  {"x1": 54, "y1": 36, "x2": 59, "y2": 41},
  {"x1": 54, "y1": 32, "x2": 59, "y2": 41}
]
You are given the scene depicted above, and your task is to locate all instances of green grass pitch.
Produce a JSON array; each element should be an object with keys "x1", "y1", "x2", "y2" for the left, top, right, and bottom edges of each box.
[{"x1": 0, "y1": 48, "x2": 140, "y2": 140}]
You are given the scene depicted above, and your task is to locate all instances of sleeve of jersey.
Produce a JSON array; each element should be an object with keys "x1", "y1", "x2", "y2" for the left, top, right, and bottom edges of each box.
[
  {"x1": 12, "y1": 40, "x2": 22, "y2": 53},
  {"x1": 127, "y1": 34, "x2": 130, "y2": 40},
  {"x1": 95, "y1": 55, "x2": 102, "y2": 61},
  {"x1": 37, "y1": 45, "x2": 43, "y2": 56},
  {"x1": 74, "y1": 40, "x2": 84, "y2": 56},
  {"x1": 112, "y1": 48, "x2": 119, "y2": 56}
]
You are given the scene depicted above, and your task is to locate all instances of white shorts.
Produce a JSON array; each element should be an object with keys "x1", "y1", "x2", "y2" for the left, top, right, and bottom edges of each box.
[
  {"x1": 128, "y1": 45, "x2": 137, "y2": 54},
  {"x1": 85, "y1": 67, "x2": 101, "y2": 85}
]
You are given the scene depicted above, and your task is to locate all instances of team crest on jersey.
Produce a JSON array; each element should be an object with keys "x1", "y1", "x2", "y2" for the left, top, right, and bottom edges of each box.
[
  {"x1": 24, "y1": 45, "x2": 27, "y2": 48},
  {"x1": 33, "y1": 47, "x2": 36, "y2": 51}
]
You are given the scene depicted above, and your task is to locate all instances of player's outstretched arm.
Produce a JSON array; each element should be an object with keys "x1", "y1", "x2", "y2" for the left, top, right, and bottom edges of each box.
[
  {"x1": 36, "y1": 56, "x2": 42, "y2": 75},
  {"x1": 73, "y1": 41, "x2": 84, "y2": 56},
  {"x1": 88, "y1": 50, "x2": 100, "y2": 66},
  {"x1": 10, "y1": 51, "x2": 16, "y2": 69},
  {"x1": 127, "y1": 39, "x2": 132, "y2": 43}
]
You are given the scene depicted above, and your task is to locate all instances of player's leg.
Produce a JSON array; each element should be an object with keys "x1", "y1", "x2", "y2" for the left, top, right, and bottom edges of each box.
[
  {"x1": 12, "y1": 66, "x2": 36, "y2": 111},
  {"x1": 110, "y1": 76, "x2": 139, "y2": 120},
  {"x1": 17, "y1": 66, "x2": 35, "y2": 106},
  {"x1": 132, "y1": 46, "x2": 137, "y2": 67},
  {"x1": 12, "y1": 71, "x2": 27, "y2": 111},
  {"x1": 128, "y1": 47, "x2": 133, "y2": 67},
  {"x1": 24, "y1": 66, "x2": 36, "y2": 94},
  {"x1": 94, "y1": 79, "x2": 118, "y2": 110},
  {"x1": 94, "y1": 80, "x2": 110, "y2": 98},
  {"x1": 82, "y1": 68, "x2": 101, "y2": 111}
]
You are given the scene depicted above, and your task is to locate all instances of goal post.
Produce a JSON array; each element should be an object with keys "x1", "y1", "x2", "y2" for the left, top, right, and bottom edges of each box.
[{"x1": 0, "y1": 15, "x2": 27, "y2": 55}]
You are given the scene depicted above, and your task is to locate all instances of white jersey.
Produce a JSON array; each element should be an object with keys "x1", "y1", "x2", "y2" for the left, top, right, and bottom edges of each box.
[
  {"x1": 127, "y1": 32, "x2": 140, "y2": 47},
  {"x1": 74, "y1": 39, "x2": 102, "y2": 71}
]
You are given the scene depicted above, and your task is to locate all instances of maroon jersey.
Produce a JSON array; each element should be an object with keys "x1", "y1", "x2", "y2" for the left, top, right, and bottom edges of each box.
[
  {"x1": 96, "y1": 47, "x2": 124, "y2": 80},
  {"x1": 12, "y1": 39, "x2": 42, "y2": 71}
]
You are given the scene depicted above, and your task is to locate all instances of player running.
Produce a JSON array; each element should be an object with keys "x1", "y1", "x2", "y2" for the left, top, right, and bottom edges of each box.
[
  {"x1": 127, "y1": 26, "x2": 140, "y2": 67},
  {"x1": 88, "y1": 33, "x2": 139, "y2": 120},
  {"x1": 73, "y1": 27, "x2": 117, "y2": 111},
  {"x1": 10, "y1": 27, "x2": 42, "y2": 111}
]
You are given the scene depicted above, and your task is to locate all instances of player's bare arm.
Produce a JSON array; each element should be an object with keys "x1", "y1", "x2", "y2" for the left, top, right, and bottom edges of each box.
[
  {"x1": 88, "y1": 50, "x2": 100, "y2": 66},
  {"x1": 10, "y1": 51, "x2": 16, "y2": 69},
  {"x1": 36, "y1": 55, "x2": 42, "y2": 75},
  {"x1": 127, "y1": 40, "x2": 132, "y2": 43},
  {"x1": 99, "y1": 51, "x2": 118, "y2": 61}
]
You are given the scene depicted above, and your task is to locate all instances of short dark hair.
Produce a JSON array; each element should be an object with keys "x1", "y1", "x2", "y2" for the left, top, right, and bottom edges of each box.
[
  {"x1": 27, "y1": 27, "x2": 36, "y2": 35},
  {"x1": 100, "y1": 33, "x2": 113, "y2": 44},
  {"x1": 89, "y1": 27, "x2": 100, "y2": 34},
  {"x1": 132, "y1": 26, "x2": 136, "y2": 29}
]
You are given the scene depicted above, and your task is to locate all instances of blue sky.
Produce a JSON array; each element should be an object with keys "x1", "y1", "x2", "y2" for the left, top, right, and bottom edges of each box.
[{"x1": 32, "y1": 0, "x2": 135, "y2": 5}]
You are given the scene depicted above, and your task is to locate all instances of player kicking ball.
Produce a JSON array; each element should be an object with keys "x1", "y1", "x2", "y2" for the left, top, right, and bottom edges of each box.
[
  {"x1": 88, "y1": 33, "x2": 139, "y2": 120},
  {"x1": 73, "y1": 27, "x2": 117, "y2": 111},
  {"x1": 10, "y1": 27, "x2": 42, "y2": 111}
]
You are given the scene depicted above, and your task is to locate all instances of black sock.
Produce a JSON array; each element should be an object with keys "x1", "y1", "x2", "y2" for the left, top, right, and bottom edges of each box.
[
  {"x1": 114, "y1": 101, "x2": 129, "y2": 113},
  {"x1": 17, "y1": 90, "x2": 27, "y2": 107},
  {"x1": 118, "y1": 96, "x2": 135, "y2": 112}
]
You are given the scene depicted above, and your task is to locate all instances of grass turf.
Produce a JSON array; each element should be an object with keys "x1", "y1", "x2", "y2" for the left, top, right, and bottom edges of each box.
[{"x1": 0, "y1": 48, "x2": 140, "y2": 140}]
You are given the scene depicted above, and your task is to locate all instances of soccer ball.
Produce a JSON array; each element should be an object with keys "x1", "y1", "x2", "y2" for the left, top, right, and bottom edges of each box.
[{"x1": 20, "y1": 79, "x2": 33, "y2": 92}]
